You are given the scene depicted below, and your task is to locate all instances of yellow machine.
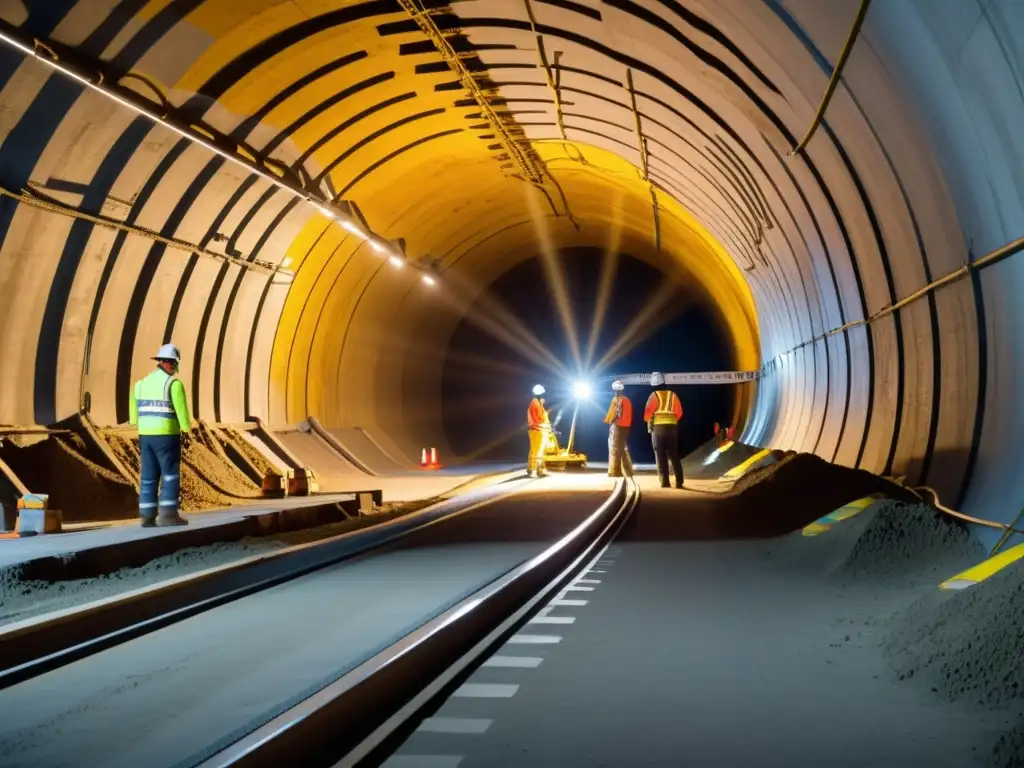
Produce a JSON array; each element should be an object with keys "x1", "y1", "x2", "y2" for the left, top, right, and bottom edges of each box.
[{"x1": 543, "y1": 407, "x2": 587, "y2": 471}]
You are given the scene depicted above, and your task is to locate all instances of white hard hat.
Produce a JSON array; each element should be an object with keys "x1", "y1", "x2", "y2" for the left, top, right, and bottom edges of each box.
[
  {"x1": 154, "y1": 343, "x2": 181, "y2": 363},
  {"x1": 651, "y1": 371, "x2": 665, "y2": 386},
  {"x1": 611, "y1": 380, "x2": 624, "y2": 391},
  {"x1": 532, "y1": 384, "x2": 546, "y2": 396}
]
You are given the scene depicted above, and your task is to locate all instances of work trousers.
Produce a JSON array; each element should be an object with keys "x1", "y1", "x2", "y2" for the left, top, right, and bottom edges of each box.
[
  {"x1": 527, "y1": 428, "x2": 548, "y2": 476},
  {"x1": 651, "y1": 423, "x2": 683, "y2": 488},
  {"x1": 139, "y1": 434, "x2": 182, "y2": 519},
  {"x1": 607, "y1": 424, "x2": 633, "y2": 477}
]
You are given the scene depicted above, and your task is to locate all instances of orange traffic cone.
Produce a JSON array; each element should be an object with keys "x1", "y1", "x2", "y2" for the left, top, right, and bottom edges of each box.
[{"x1": 429, "y1": 447, "x2": 444, "y2": 469}]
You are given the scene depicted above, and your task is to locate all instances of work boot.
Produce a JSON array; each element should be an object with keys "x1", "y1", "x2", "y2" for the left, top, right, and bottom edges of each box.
[
  {"x1": 140, "y1": 517, "x2": 156, "y2": 528},
  {"x1": 156, "y1": 514, "x2": 189, "y2": 527}
]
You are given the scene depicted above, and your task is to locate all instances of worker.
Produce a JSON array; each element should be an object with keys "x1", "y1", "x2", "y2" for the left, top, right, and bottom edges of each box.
[
  {"x1": 643, "y1": 372, "x2": 684, "y2": 488},
  {"x1": 526, "y1": 384, "x2": 550, "y2": 478},
  {"x1": 129, "y1": 343, "x2": 192, "y2": 527},
  {"x1": 603, "y1": 380, "x2": 634, "y2": 478}
]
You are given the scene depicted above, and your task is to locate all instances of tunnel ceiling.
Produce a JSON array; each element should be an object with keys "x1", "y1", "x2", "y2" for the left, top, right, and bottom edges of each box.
[{"x1": 0, "y1": 0, "x2": 1022, "y2": 536}]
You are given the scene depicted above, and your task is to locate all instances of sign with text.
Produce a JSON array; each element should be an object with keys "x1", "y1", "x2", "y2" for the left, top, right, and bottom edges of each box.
[{"x1": 614, "y1": 370, "x2": 759, "y2": 386}]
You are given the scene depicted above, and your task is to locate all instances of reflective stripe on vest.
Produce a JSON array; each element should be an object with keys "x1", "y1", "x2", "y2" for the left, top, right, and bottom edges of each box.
[
  {"x1": 135, "y1": 370, "x2": 182, "y2": 435},
  {"x1": 652, "y1": 390, "x2": 679, "y2": 426}
]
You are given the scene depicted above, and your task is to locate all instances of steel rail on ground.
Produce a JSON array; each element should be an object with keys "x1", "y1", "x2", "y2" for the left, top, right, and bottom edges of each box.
[
  {"x1": 0, "y1": 477, "x2": 535, "y2": 690},
  {"x1": 197, "y1": 476, "x2": 641, "y2": 768}
]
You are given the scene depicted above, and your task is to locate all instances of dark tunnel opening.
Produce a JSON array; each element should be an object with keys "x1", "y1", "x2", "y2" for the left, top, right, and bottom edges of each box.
[{"x1": 441, "y1": 247, "x2": 735, "y2": 464}]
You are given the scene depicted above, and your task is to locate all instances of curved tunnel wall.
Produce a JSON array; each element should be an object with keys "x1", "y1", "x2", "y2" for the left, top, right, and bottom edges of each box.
[{"x1": 0, "y1": 1, "x2": 1020, "y2": 542}]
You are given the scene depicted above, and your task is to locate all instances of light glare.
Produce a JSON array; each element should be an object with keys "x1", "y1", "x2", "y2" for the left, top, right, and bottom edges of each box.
[
  {"x1": 421, "y1": 274, "x2": 436, "y2": 286},
  {"x1": 389, "y1": 255, "x2": 405, "y2": 269},
  {"x1": 572, "y1": 380, "x2": 592, "y2": 400}
]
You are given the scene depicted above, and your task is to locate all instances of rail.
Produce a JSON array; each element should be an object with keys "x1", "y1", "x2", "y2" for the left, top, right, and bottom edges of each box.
[
  {"x1": 196, "y1": 477, "x2": 639, "y2": 767},
  {"x1": 788, "y1": 0, "x2": 873, "y2": 156},
  {"x1": 0, "y1": 479, "x2": 532, "y2": 690}
]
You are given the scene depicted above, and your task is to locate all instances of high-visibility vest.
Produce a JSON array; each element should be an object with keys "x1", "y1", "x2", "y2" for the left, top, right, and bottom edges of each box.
[
  {"x1": 527, "y1": 397, "x2": 550, "y2": 430},
  {"x1": 132, "y1": 369, "x2": 190, "y2": 435},
  {"x1": 649, "y1": 390, "x2": 681, "y2": 426},
  {"x1": 604, "y1": 395, "x2": 633, "y2": 428}
]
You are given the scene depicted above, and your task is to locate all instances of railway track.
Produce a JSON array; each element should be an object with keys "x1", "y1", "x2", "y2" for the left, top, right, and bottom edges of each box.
[{"x1": 0, "y1": 474, "x2": 637, "y2": 768}]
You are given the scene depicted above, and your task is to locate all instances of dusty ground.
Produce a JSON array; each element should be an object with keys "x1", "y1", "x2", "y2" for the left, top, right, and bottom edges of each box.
[{"x1": 0, "y1": 496, "x2": 441, "y2": 627}]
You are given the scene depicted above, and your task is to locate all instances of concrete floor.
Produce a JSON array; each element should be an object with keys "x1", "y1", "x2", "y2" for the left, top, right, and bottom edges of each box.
[
  {"x1": 386, "y1": 477, "x2": 1011, "y2": 767},
  {"x1": 0, "y1": 476, "x2": 614, "y2": 768}
]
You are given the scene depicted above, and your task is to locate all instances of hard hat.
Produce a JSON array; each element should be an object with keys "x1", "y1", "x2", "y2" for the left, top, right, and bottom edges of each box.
[
  {"x1": 651, "y1": 371, "x2": 665, "y2": 387},
  {"x1": 532, "y1": 384, "x2": 546, "y2": 396},
  {"x1": 611, "y1": 380, "x2": 624, "y2": 391},
  {"x1": 154, "y1": 343, "x2": 181, "y2": 363}
]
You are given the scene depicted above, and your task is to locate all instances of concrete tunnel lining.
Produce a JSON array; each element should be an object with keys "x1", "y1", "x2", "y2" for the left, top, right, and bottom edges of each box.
[{"x1": 0, "y1": 1, "x2": 1022, "y2": 545}]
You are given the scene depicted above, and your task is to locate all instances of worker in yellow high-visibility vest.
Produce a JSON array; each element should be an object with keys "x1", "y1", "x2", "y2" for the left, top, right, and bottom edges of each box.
[
  {"x1": 129, "y1": 344, "x2": 192, "y2": 527},
  {"x1": 643, "y1": 372, "x2": 684, "y2": 488}
]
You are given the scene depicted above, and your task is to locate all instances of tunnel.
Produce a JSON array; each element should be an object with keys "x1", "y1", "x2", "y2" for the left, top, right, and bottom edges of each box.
[
  {"x1": 0, "y1": 0, "x2": 1019, "y2": 540},
  {"x1": 0, "y1": 0, "x2": 1023, "y2": 765}
]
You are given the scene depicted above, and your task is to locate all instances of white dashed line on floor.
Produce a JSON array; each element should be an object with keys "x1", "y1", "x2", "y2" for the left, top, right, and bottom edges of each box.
[
  {"x1": 576, "y1": 578, "x2": 601, "y2": 584},
  {"x1": 529, "y1": 614, "x2": 576, "y2": 624},
  {"x1": 562, "y1": 585, "x2": 594, "y2": 591},
  {"x1": 587, "y1": 568, "x2": 606, "y2": 574},
  {"x1": 483, "y1": 655, "x2": 544, "y2": 668},
  {"x1": 507, "y1": 634, "x2": 561, "y2": 644},
  {"x1": 550, "y1": 598, "x2": 587, "y2": 606},
  {"x1": 454, "y1": 683, "x2": 520, "y2": 698},
  {"x1": 417, "y1": 717, "x2": 494, "y2": 734}
]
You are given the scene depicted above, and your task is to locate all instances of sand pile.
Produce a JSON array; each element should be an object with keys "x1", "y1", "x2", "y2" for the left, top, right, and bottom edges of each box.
[
  {"x1": 221, "y1": 428, "x2": 276, "y2": 478},
  {"x1": 883, "y1": 560, "x2": 1024, "y2": 712},
  {"x1": 106, "y1": 433, "x2": 260, "y2": 512},
  {"x1": 832, "y1": 500, "x2": 984, "y2": 585},
  {"x1": 0, "y1": 435, "x2": 137, "y2": 522}
]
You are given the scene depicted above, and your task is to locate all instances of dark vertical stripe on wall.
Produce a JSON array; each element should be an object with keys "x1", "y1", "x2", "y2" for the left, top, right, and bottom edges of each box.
[
  {"x1": 241, "y1": 200, "x2": 302, "y2": 419},
  {"x1": 78, "y1": 0, "x2": 153, "y2": 57},
  {"x1": 957, "y1": 250, "x2": 987, "y2": 509},
  {"x1": 164, "y1": 175, "x2": 261, "y2": 339},
  {"x1": 34, "y1": 117, "x2": 151, "y2": 423},
  {"x1": 208, "y1": 186, "x2": 280, "y2": 419},
  {"x1": 90, "y1": 140, "x2": 190, "y2": 414},
  {"x1": 107, "y1": 0, "x2": 206, "y2": 78},
  {"x1": 115, "y1": 156, "x2": 225, "y2": 422}
]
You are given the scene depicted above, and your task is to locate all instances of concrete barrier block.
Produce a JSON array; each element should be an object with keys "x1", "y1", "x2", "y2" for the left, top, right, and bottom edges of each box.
[
  {"x1": 18, "y1": 507, "x2": 62, "y2": 535},
  {"x1": 17, "y1": 493, "x2": 49, "y2": 510}
]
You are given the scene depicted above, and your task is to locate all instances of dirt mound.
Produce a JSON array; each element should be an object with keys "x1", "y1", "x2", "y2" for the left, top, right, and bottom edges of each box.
[
  {"x1": 220, "y1": 428, "x2": 276, "y2": 479},
  {"x1": 993, "y1": 719, "x2": 1024, "y2": 768},
  {"x1": 0, "y1": 436, "x2": 137, "y2": 522},
  {"x1": 883, "y1": 559, "x2": 1024, "y2": 712},
  {"x1": 831, "y1": 500, "x2": 983, "y2": 584},
  {"x1": 107, "y1": 434, "x2": 259, "y2": 512},
  {"x1": 728, "y1": 452, "x2": 916, "y2": 534}
]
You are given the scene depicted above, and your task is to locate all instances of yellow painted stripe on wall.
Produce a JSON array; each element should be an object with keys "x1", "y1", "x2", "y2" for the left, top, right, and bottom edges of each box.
[
  {"x1": 939, "y1": 541, "x2": 1024, "y2": 591},
  {"x1": 722, "y1": 448, "x2": 772, "y2": 480}
]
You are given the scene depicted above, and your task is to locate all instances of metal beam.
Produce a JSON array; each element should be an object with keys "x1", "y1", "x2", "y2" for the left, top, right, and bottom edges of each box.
[
  {"x1": 398, "y1": 0, "x2": 544, "y2": 184},
  {"x1": 625, "y1": 69, "x2": 660, "y2": 251}
]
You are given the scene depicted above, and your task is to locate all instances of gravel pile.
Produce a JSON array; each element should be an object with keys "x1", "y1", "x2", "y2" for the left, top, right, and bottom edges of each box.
[
  {"x1": 992, "y1": 719, "x2": 1024, "y2": 768},
  {"x1": 883, "y1": 558, "x2": 1024, "y2": 711},
  {"x1": 832, "y1": 500, "x2": 984, "y2": 585},
  {"x1": 0, "y1": 435, "x2": 138, "y2": 522}
]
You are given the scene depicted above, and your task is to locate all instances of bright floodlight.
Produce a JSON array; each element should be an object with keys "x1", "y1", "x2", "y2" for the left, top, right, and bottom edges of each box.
[{"x1": 572, "y1": 380, "x2": 592, "y2": 400}]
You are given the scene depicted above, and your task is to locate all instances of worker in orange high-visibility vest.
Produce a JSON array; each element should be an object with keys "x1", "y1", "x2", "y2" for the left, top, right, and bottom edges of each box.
[
  {"x1": 603, "y1": 380, "x2": 634, "y2": 478},
  {"x1": 526, "y1": 384, "x2": 550, "y2": 478},
  {"x1": 643, "y1": 372, "x2": 684, "y2": 488}
]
